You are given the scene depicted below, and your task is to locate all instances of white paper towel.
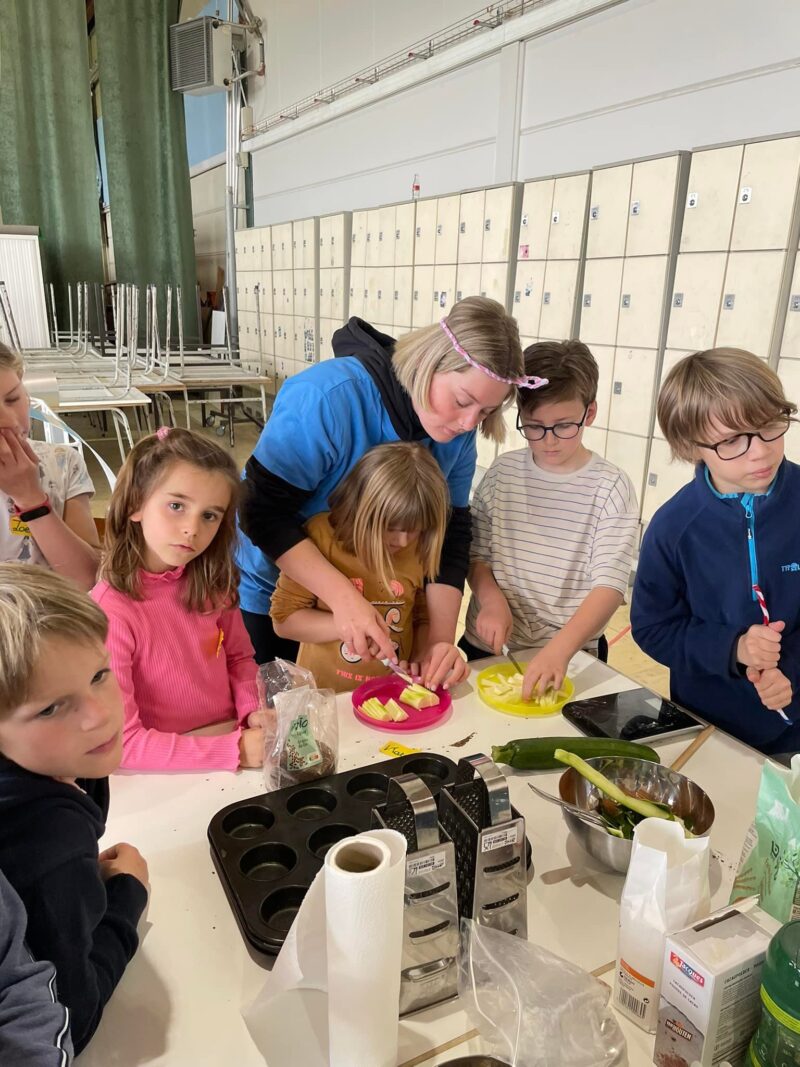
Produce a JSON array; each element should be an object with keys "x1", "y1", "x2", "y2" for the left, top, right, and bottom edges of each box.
[{"x1": 244, "y1": 828, "x2": 407, "y2": 1067}]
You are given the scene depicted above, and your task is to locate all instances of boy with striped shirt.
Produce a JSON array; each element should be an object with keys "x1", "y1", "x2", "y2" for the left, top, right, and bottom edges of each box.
[{"x1": 461, "y1": 340, "x2": 639, "y2": 700}]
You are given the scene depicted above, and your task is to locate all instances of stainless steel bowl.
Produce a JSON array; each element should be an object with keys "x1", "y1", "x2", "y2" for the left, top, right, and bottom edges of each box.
[{"x1": 558, "y1": 756, "x2": 715, "y2": 874}]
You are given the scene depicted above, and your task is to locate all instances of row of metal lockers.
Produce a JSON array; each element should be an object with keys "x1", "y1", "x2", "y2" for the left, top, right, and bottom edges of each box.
[{"x1": 235, "y1": 132, "x2": 800, "y2": 525}]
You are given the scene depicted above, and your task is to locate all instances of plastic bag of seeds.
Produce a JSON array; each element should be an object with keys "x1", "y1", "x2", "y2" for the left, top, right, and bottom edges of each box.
[
  {"x1": 257, "y1": 657, "x2": 316, "y2": 709},
  {"x1": 265, "y1": 685, "x2": 339, "y2": 791}
]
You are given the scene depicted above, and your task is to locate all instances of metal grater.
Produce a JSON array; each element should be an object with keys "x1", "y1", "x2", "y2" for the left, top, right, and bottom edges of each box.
[
  {"x1": 372, "y1": 773, "x2": 460, "y2": 1016},
  {"x1": 438, "y1": 754, "x2": 528, "y2": 939}
]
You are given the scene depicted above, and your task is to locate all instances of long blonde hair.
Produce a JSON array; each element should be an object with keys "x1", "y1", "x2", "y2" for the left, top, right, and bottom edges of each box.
[
  {"x1": 328, "y1": 442, "x2": 449, "y2": 591},
  {"x1": 0, "y1": 341, "x2": 24, "y2": 378},
  {"x1": 392, "y1": 296, "x2": 522, "y2": 443},
  {"x1": 100, "y1": 428, "x2": 241, "y2": 611}
]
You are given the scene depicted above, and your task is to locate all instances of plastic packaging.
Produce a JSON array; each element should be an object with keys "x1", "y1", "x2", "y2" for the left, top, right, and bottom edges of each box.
[
  {"x1": 265, "y1": 685, "x2": 339, "y2": 791},
  {"x1": 458, "y1": 920, "x2": 628, "y2": 1067},
  {"x1": 747, "y1": 919, "x2": 800, "y2": 1066},
  {"x1": 257, "y1": 657, "x2": 316, "y2": 708}
]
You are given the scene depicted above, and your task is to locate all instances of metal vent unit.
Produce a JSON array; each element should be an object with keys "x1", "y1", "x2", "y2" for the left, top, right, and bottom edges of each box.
[{"x1": 169, "y1": 16, "x2": 245, "y2": 95}]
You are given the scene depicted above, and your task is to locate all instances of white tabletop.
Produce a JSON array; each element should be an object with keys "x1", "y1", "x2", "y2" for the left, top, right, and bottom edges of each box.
[{"x1": 78, "y1": 653, "x2": 765, "y2": 1066}]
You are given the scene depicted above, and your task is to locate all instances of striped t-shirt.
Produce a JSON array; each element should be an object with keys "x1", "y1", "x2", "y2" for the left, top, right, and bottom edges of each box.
[{"x1": 464, "y1": 448, "x2": 639, "y2": 654}]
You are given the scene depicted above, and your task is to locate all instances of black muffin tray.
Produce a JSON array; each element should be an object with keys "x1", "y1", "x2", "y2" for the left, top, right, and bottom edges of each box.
[{"x1": 208, "y1": 752, "x2": 460, "y2": 957}]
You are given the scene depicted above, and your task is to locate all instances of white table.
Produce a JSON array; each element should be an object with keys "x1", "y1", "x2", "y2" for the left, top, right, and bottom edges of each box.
[{"x1": 78, "y1": 653, "x2": 765, "y2": 1066}]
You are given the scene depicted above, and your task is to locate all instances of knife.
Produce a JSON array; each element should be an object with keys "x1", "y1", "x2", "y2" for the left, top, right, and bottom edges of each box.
[
  {"x1": 381, "y1": 659, "x2": 417, "y2": 686},
  {"x1": 502, "y1": 644, "x2": 524, "y2": 674}
]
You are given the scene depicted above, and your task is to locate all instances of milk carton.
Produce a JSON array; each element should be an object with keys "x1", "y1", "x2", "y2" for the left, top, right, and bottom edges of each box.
[{"x1": 653, "y1": 903, "x2": 781, "y2": 1067}]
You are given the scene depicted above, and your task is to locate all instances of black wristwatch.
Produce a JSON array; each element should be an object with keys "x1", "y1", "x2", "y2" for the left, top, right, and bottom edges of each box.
[{"x1": 13, "y1": 495, "x2": 52, "y2": 523}]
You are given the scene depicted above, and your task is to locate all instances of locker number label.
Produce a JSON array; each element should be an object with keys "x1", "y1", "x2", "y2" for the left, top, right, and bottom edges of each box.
[
  {"x1": 552, "y1": 210, "x2": 560, "y2": 224},
  {"x1": 583, "y1": 293, "x2": 592, "y2": 307},
  {"x1": 630, "y1": 200, "x2": 641, "y2": 216},
  {"x1": 648, "y1": 473, "x2": 658, "y2": 486},
  {"x1": 484, "y1": 219, "x2": 491, "y2": 231},
  {"x1": 687, "y1": 191, "x2": 699, "y2": 209},
  {"x1": 519, "y1": 243, "x2": 530, "y2": 259},
  {"x1": 739, "y1": 186, "x2": 753, "y2": 205},
  {"x1": 543, "y1": 292, "x2": 551, "y2": 305},
  {"x1": 791, "y1": 295, "x2": 800, "y2": 312},
  {"x1": 723, "y1": 294, "x2": 736, "y2": 310},
  {"x1": 613, "y1": 381, "x2": 623, "y2": 395},
  {"x1": 673, "y1": 292, "x2": 684, "y2": 308},
  {"x1": 621, "y1": 294, "x2": 631, "y2": 308},
  {"x1": 590, "y1": 205, "x2": 600, "y2": 220}
]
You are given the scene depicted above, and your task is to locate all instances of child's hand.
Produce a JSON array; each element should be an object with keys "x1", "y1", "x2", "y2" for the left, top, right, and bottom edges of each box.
[
  {"x1": 746, "y1": 666, "x2": 793, "y2": 711},
  {"x1": 521, "y1": 646, "x2": 569, "y2": 702},
  {"x1": 239, "y1": 726, "x2": 265, "y2": 768},
  {"x1": 474, "y1": 593, "x2": 513, "y2": 655},
  {"x1": 99, "y1": 843, "x2": 149, "y2": 889},
  {"x1": 419, "y1": 644, "x2": 469, "y2": 690},
  {"x1": 246, "y1": 709, "x2": 270, "y2": 728},
  {"x1": 0, "y1": 429, "x2": 44, "y2": 507},
  {"x1": 737, "y1": 621, "x2": 784, "y2": 669}
]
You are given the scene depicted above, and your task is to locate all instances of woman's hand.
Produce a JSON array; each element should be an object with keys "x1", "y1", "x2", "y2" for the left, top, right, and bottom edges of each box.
[
  {"x1": 334, "y1": 586, "x2": 396, "y2": 663},
  {"x1": 419, "y1": 643, "x2": 469, "y2": 690},
  {"x1": 0, "y1": 429, "x2": 44, "y2": 507}
]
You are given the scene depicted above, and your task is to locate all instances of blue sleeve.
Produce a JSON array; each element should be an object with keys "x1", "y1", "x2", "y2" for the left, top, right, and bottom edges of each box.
[{"x1": 631, "y1": 519, "x2": 743, "y2": 679}]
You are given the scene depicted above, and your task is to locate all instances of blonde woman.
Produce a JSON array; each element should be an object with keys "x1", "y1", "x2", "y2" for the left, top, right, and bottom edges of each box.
[
  {"x1": 270, "y1": 442, "x2": 468, "y2": 692},
  {"x1": 238, "y1": 296, "x2": 547, "y2": 683}
]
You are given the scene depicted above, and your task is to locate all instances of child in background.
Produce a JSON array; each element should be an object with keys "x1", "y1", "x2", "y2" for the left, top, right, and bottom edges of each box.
[
  {"x1": 462, "y1": 340, "x2": 639, "y2": 699},
  {"x1": 632, "y1": 348, "x2": 800, "y2": 755},
  {"x1": 270, "y1": 442, "x2": 469, "y2": 693},
  {"x1": 0, "y1": 341, "x2": 99, "y2": 588},
  {"x1": 0, "y1": 565, "x2": 148, "y2": 1055},
  {"x1": 92, "y1": 428, "x2": 263, "y2": 772}
]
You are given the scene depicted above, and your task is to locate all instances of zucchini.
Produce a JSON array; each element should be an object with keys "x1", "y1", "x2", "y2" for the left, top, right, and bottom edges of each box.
[{"x1": 491, "y1": 736, "x2": 660, "y2": 771}]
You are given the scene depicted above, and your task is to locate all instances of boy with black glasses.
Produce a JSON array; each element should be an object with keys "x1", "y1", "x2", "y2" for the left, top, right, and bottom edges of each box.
[
  {"x1": 461, "y1": 340, "x2": 639, "y2": 700},
  {"x1": 632, "y1": 347, "x2": 800, "y2": 755}
]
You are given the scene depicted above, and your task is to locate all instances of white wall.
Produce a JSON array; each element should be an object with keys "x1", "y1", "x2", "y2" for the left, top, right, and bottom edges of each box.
[{"x1": 190, "y1": 162, "x2": 227, "y2": 291}]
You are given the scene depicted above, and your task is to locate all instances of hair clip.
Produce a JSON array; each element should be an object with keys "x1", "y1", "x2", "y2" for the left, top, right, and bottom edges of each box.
[
  {"x1": 439, "y1": 319, "x2": 548, "y2": 390},
  {"x1": 156, "y1": 426, "x2": 171, "y2": 441}
]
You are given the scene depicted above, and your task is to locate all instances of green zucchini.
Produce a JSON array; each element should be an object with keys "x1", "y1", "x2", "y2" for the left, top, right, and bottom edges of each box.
[{"x1": 491, "y1": 736, "x2": 660, "y2": 771}]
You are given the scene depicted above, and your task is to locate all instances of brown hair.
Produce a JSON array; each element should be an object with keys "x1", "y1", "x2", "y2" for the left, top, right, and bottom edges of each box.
[
  {"x1": 518, "y1": 339, "x2": 598, "y2": 415},
  {"x1": 658, "y1": 348, "x2": 796, "y2": 463},
  {"x1": 0, "y1": 564, "x2": 108, "y2": 714},
  {"x1": 100, "y1": 428, "x2": 241, "y2": 611},
  {"x1": 392, "y1": 296, "x2": 523, "y2": 443},
  {"x1": 328, "y1": 442, "x2": 449, "y2": 591},
  {"x1": 0, "y1": 341, "x2": 24, "y2": 378}
]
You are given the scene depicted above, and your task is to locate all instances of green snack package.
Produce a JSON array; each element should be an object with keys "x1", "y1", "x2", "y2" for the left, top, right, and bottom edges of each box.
[{"x1": 730, "y1": 756, "x2": 800, "y2": 923}]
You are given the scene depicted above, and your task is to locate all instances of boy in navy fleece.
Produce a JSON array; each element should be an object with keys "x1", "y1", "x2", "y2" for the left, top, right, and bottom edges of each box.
[
  {"x1": 0, "y1": 564, "x2": 148, "y2": 1054},
  {"x1": 632, "y1": 348, "x2": 800, "y2": 755}
]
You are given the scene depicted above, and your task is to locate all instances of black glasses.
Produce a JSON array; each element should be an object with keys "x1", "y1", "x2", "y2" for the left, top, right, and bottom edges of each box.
[
  {"x1": 517, "y1": 406, "x2": 589, "y2": 442},
  {"x1": 693, "y1": 415, "x2": 792, "y2": 461}
]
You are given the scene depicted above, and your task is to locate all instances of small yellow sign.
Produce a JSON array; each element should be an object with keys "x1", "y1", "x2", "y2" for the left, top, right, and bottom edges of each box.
[
  {"x1": 9, "y1": 516, "x2": 30, "y2": 536},
  {"x1": 379, "y1": 740, "x2": 421, "y2": 758}
]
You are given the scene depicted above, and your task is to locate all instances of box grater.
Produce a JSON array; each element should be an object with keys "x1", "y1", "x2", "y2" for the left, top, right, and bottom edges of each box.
[
  {"x1": 438, "y1": 753, "x2": 528, "y2": 939},
  {"x1": 372, "y1": 773, "x2": 460, "y2": 1015}
]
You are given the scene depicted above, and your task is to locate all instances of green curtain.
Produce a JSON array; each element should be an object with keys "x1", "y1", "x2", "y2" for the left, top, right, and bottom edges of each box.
[
  {"x1": 94, "y1": 0, "x2": 198, "y2": 339},
  {"x1": 0, "y1": 0, "x2": 104, "y2": 297}
]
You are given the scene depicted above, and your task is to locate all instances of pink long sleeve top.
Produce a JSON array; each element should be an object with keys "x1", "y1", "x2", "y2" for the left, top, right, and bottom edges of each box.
[{"x1": 91, "y1": 568, "x2": 260, "y2": 772}]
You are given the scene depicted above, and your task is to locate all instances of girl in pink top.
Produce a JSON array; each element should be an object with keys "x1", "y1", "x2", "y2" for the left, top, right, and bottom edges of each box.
[{"x1": 91, "y1": 428, "x2": 263, "y2": 772}]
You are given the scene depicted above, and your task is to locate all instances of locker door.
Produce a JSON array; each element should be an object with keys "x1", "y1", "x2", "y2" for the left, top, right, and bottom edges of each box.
[
  {"x1": 259, "y1": 227, "x2": 272, "y2": 273},
  {"x1": 433, "y1": 264, "x2": 457, "y2": 319},
  {"x1": 238, "y1": 309, "x2": 254, "y2": 354},
  {"x1": 301, "y1": 317, "x2": 318, "y2": 364},
  {"x1": 457, "y1": 190, "x2": 485, "y2": 263},
  {"x1": 586, "y1": 164, "x2": 632, "y2": 259},
  {"x1": 256, "y1": 273, "x2": 272, "y2": 318},
  {"x1": 615, "y1": 255, "x2": 669, "y2": 350},
  {"x1": 330, "y1": 213, "x2": 347, "y2": 269},
  {"x1": 434, "y1": 195, "x2": 460, "y2": 264},
  {"x1": 331, "y1": 270, "x2": 346, "y2": 322},
  {"x1": 518, "y1": 179, "x2": 554, "y2": 261},
  {"x1": 538, "y1": 259, "x2": 580, "y2": 340},
  {"x1": 283, "y1": 271, "x2": 296, "y2": 317},
  {"x1": 279, "y1": 223, "x2": 294, "y2": 271},
  {"x1": 349, "y1": 266, "x2": 366, "y2": 319},
  {"x1": 482, "y1": 184, "x2": 516, "y2": 262},
  {"x1": 414, "y1": 198, "x2": 438, "y2": 266},
  {"x1": 304, "y1": 218, "x2": 317, "y2": 268},
  {"x1": 679, "y1": 145, "x2": 742, "y2": 254},
  {"x1": 319, "y1": 268, "x2": 332, "y2": 319},
  {"x1": 625, "y1": 155, "x2": 681, "y2": 257},
  {"x1": 412, "y1": 265, "x2": 434, "y2": 328},
  {"x1": 364, "y1": 269, "x2": 380, "y2": 323},
  {"x1": 779, "y1": 257, "x2": 800, "y2": 359},
  {"x1": 260, "y1": 313, "x2": 274, "y2": 356},
  {"x1": 365, "y1": 209, "x2": 381, "y2": 268},
  {"x1": 318, "y1": 318, "x2": 335, "y2": 361},
  {"x1": 590, "y1": 344, "x2": 616, "y2": 429},
  {"x1": 351, "y1": 210, "x2": 368, "y2": 267},
  {"x1": 547, "y1": 173, "x2": 590, "y2": 260},
  {"x1": 608, "y1": 347, "x2": 659, "y2": 437},
  {"x1": 291, "y1": 222, "x2": 303, "y2": 270},
  {"x1": 235, "y1": 231, "x2": 247, "y2": 272},
  {"x1": 393, "y1": 265, "x2": 413, "y2": 330},
  {"x1": 653, "y1": 348, "x2": 693, "y2": 439},
  {"x1": 512, "y1": 261, "x2": 545, "y2": 339},
  {"x1": 456, "y1": 263, "x2": 481, "y2": 303},
  {"x1": 237, "y1": 277, "x2": 251, "y2": 312},
  {"x1": 604, "y1": 430, "x2": 648, "y2": 510},
  {"x1": 731, "y1": 136, "x2": 800, "y2": 252},
  {"x1": 302, "y1": 269, "x2": 317, "y2": 317},
  {"x1": 642, "y1": 438, "x2": 694, "y2": 524},
  {"x1": 714, "y1": 250, "x2": 786, "y2": 356},
  {"x1": 378, "y1": 206, "x2": 396, "y2": 267},
  {"x1": 779, "y1": 360, "x2": 800, "y2": 461},
  {"x1": 319, "y1": 217, "x2": 332, "y2": 269},
  {"x1": 394, "y1": 202, "x2": 416, "y2": 266},
  {"x1": 479, "y1": 262, "x2": 510, "y2": 308},
  {"x1": 665, "y1": 252, "x2": 727, "y2": 351},
  {"x1": 374, "y1": 267, "x2": 393, "y2": 325},
  {"x1": 582, "y1": 425, "x2": 608, "y2": 457},
  {"x1": 579, "y1": 258, "x2": 624, "y2": 346}
]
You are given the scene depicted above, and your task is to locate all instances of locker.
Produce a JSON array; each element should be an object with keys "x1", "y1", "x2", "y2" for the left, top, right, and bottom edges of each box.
[
  {"x1": 365, "y1": 209, "x2": 381, "y2": 269},
  {"x1": 259, "y1": 313, "x2": 274, "y2": 357},
  {"x1": 238, "y1": 309, "x2": 255, "y2": 353},
  {"x1": 319, "y1": 268, "x2": 332, "y2": 319},
  {"x1": 329, "y1": 213, "x2": 348, "y2": 269},
  {"x1": 456, "y1": 263, "x2": 481, "y2": 303},
  {"x1": 277, "y1": 271, "x2": 294, "y2": 316},
  {"x1": 665, "y1": 251, "x2": 727, "y2": 352},
  {"x1": 241, "y1": 277, "x2": 256, "y2": 313},
  {"x1": 547, "y1": 173, "x2": 590, "y2": 260},
  {"x1": 331, "y1": 269, "x2": 347, "y2": 321},
  {"x1": 590, "y1": 344, "x2": 616, "y2": 430},
  {"x1": 318, "y1": 318, "x2": 336, "y2": 360},
  {"x1": 714, "y1": 250, "x2": 786, "y2": 356},
  {"x1": 412, "y1": 265, "x2": 434, "y2": 328},
  {"x1": 413, "y1": 199, "x2": 438, "y2": 266},
  {"x1": 301, "y1": 316, "x2": 318, "y2": 363},
  {"x1": 393, "y1": 265, "x2": 413, "y2": 330},
  {"x1": 608, "y1": 347, "x2": 659, "y2": 437},
  {"x1": 779, "y1": 257, "x2": 800, "y2": 359},
  {"x1": 777, "y1": 356, "x2": 800, "y2": 405},
  {"x1": 653, "y1": 348, "x2": 692, "y2": 439},
  {"x1": 642, "y1": 437, "x2": 694, "y2": 524},
  {"x1": 625, "y1": 155, "x2": 681, "y2": 258},
  {"x1": 351, "y1": 210, "x2": 368, "y2": 267},
  {"x1": 349, "y1": 266, "x2": 366, "y2": 319},
  {"x1": 254, "y1": 276, "x2": 271, "y2": 318},
  {"x1": 479, "y1": 262, "x2": 510, "y2": 308},
  {"x1": 679, "y1": 145, "x2": 743, "y2": 254},
  {"x1": 292, "y1": 220, "x2": 306, "y2": 270},
  {"x1": 274, "y1": 223, "x2": 293, "y2": 271},
  {"x1": 586, "y1": 164, "x2": 632, "y2": 259},
  {"x1": 482, "y1": 184, "x2": 517, "y2": 263},
  {"x1": 319, "y1": 216, "x2": 332, "y2": 269},
  {"x1": 579, "y1": 258, "x2": 624, "y2": 346},
  {"x1": 374, "y1": 267, "x2": 394, "y2": 324},
  {"x1": 497, "y1": 404, "x2": 523, "y2": 456},
  {"x1": 234, "y1": 231, "x2": 247, "y2": 271},
  {"x1": 512, "y1": 260, "x2": 545, "y2": 339},
  {"x1": 615, "y1": 255, "x2": 669, "y2": 350},
  {"x1": 377, "y1": 206, "x2": 396, "y2": 268},
  {"x1": 294, "y1": 269, "x2": 313, "y2": 317},
  {"x1": 364, "y1": 269, "x2": 380, "y2": 323},
  {"x1": 457, "y1": 190, "x2": 486, "y2": 264},
  {"x1": 731, "y1": 136, "x2": 800, "y2": 252},
  {"x1": 518, "y1": 179, "x2": 554, "y2": 261},
  {"x1": 582, "y1": 425, "x2": 608, "y2": 457},
  {"x1": 432, "y1": 264, "x2": 457, "y2": 320},
  {"x1": 476, "y1": 431, "x2": 498, "y2": 469},
  {"x1": 538, "y1": 259, "x2": 580, "y2": 341},
  {"x1": 274, "y1": 317, "x2": 292, "y2": 360},
  {"x1": 394, "y1": 202, "x2": 416, "y2": 266},
  {"x1": 434, "y1": 195, "x2": 460, "y2": 264},
  {"x1": 260, "y1": 355, "x2": 276, "y2": 378},
  {"x1": 259, "y1": 227, "x2": 272, "y2": 273},
  {"x1": 604, "y1": 430, "x2": 648, "y2": 508},
  {"x1": 304, "y1": 218, "x2": 317, "y2": 267}
]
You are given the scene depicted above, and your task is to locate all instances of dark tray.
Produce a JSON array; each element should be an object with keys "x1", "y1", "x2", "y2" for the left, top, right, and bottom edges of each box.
[{"x1": 208, "y1": 752, "x2": 460, "y2": 957}]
